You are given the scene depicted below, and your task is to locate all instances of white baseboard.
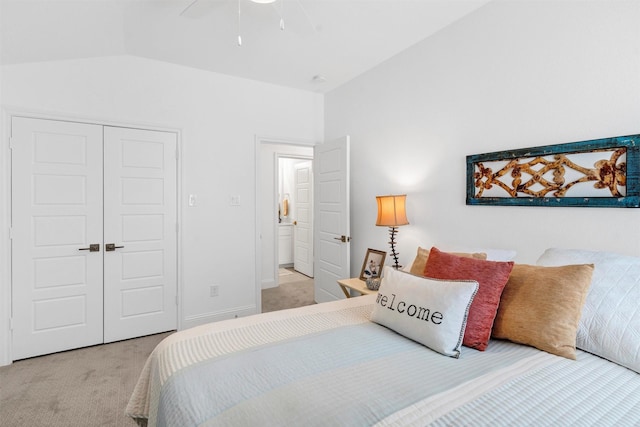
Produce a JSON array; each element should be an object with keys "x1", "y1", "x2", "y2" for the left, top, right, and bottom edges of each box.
[
  {"x1": 261, "y1": 279, "x2": 277, "y2": 290},
  {"x1": 181, "y1": 304, "x2": 257, "y2": 330}
]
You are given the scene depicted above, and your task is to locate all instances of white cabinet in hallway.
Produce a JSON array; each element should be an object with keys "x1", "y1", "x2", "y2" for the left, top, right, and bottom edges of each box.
[
  {"x1": 11, "y1": 116, "x2": 177, "y2": 360},
  {"x1": 278, "y1": 224, "x2": 294, "y2": 265}
]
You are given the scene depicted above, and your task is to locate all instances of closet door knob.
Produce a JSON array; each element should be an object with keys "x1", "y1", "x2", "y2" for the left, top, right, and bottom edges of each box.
[
  {"x1": 78, "y1": 244, "x2": 100, "y2": 252},
  {"x1": 105, "y1": 243, "x2": 125, "y2": 252}
]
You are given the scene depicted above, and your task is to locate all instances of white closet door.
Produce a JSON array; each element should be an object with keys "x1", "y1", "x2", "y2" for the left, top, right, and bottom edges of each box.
[
  {"x1": 103, "y1": 126, "x2": 177, "y2": 343},
  {"x1": 11, "y1": 117, "x2": 104, "y2": 360}
]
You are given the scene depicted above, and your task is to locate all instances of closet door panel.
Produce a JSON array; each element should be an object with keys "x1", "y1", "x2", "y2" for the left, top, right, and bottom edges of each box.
[
  {"x1": 103, "y1": 126, "x2": 177, "y2": 342},
  {"x1": 11, "y1": 117, "x2": 104, "y2": 360}
]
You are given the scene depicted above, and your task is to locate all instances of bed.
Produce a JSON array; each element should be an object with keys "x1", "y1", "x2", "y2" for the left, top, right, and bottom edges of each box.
[{"x1": 127, "y1": 248, "x2": 640, "y2": 426}]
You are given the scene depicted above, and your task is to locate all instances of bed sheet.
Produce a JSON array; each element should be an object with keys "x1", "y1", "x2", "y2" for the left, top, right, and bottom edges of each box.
[{"x1": 127, "y1": 296, "x2": 640, "y2": 426}]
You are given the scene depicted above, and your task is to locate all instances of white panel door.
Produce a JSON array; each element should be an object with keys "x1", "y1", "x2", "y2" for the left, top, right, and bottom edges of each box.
[
  {"x1": 103, "y1": 126, "x2": 177, "y2": 343},
  {"x1": 293, "y1": 161, "x2": 313, "y2": 277},
  {"x1": 11, "y1": 117, "x2": 104, "y2": 360},
  {"x1": 313, "y1": 137, "x2": 350, "y2": 303}
]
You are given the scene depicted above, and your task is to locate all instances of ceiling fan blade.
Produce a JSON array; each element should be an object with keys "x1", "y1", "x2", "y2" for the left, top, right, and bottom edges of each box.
[
  {"x1": 179, "y1": 0, "x2": 199, "y2": 16},
  {"x1": 180, "y1": 0, "x2": 225, "y2": 19},
  {"x1": 294, "y1": 0, "x2": 318, "y2": 33}
]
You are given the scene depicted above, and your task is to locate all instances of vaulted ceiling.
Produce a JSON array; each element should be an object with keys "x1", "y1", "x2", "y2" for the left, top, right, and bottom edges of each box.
[{"x1": 1, "y1": 0, "x2": 490, "y2": 92}]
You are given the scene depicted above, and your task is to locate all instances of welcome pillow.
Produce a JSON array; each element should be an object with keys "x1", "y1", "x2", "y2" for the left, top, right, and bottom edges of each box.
[
  {"x1": 371, "y1": 266, "x2": 478, "y2": 358},
  {"x1": 424, "y1": 247, "x2": 514, "y2": 351}
]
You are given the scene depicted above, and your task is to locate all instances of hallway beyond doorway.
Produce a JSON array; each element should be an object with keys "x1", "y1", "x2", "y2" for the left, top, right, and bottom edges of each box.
[{"x1": 261, "y1": 268, "x2": 314, "y2": 313}]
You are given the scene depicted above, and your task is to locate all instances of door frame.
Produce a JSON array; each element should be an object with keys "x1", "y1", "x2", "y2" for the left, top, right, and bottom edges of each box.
[
  {"x1": 0, "y1": 108, "x2": 184, "y2": 366},
  {"x1": 254, "y1": 136, "x2": 317, "y2": 312}
]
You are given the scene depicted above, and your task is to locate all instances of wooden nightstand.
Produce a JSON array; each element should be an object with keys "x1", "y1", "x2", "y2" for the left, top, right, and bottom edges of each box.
[{"x1": 337, "y1": 278, "x2": 377, "y2": 298}]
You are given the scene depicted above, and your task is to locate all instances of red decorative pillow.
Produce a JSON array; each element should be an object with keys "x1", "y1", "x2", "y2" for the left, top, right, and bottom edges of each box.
[{"x1": 424, "y1": 247, "x2": 514, "y2": 351}]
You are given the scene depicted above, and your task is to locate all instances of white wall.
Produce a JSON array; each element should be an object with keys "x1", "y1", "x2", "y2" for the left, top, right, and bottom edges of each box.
[
  {"x1": 0, "y1": 55, "x2": 323, "y2": 362},
  {"x1": 280, "y1": 157, "x2": 312, "y2": 225},
  {"x1": 280, "y1": 158, "x2": 298, "y2": 224},
  {"x1": 325, "y1": 0, "x2": 640, "y2": 274}
]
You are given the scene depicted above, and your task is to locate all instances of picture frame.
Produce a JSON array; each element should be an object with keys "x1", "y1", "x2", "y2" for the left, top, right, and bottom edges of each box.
[
  {"x1": 359, "y1": 248, "x2": 387, "y2": 280},
  {"x1": 466, "y1": 134, "x2": 640, "y2": 208}
]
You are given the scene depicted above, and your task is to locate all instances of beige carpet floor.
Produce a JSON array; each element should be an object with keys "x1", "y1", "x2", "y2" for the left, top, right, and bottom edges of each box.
[
  {"x1": 262, "y1": 267, "x2": 315, "y2": 313},
  {"x1": 0, "y1": 271, "x2": 314, "y2": 426},
  {"x1": 0, "y1": 332, "x2": 171, "y2": 427}
]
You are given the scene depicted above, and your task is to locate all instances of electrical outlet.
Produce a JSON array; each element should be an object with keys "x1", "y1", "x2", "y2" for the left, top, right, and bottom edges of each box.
[{"x1": 210, "y1": 285, "x2": 219, "y2": 297}]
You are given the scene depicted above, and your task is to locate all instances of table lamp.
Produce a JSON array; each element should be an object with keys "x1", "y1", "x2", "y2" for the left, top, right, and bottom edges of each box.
[{"x1": 376, "y1": 195, "x2": 409, "y2": 269}]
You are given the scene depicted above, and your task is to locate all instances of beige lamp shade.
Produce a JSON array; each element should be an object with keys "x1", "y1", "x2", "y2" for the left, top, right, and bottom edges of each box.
[{"x1": 376, "y1": 195, "x2": 409, "y2": 227}]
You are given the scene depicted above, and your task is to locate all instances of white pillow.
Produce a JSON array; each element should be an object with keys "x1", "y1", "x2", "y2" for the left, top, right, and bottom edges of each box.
[
  {"x1": 537, "y1": 248, "x2": 640, "y2": 373},
  {"x1": 370, "y1": 266, "x2": 478, "y2": 358},
  {"x1": 464, "y1": 248, "x2": 517, "y2": 262}
]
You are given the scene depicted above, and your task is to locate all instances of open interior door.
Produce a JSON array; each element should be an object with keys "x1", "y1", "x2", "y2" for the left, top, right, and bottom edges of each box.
[
  {"x1": 293, "y1": 161, "x2": 313, "y2": 277},
  {"x1": 313, "y1": 136, "x2": 350, "y2": 303}
]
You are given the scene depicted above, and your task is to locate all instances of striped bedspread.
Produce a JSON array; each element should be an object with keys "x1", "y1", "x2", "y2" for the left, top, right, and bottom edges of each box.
[{"x1": 127, "y1": 295, "x2": 640, "y2": 427}]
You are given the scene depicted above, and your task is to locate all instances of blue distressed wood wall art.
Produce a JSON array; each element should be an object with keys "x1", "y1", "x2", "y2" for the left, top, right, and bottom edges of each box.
[{"x1": 466, "y1": 134, "x2": 640, "y2": 207}]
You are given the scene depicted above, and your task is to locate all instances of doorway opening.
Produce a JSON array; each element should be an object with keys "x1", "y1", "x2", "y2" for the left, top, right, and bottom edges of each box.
[
  {"x1": 262, "y1": 266, "x2": 314, "y2": 313},
  {"x1": 277, "y1": 156, "x2": 313, "y2": 277},
  {"x1": 256, "y1": 136, "x2": 351, "y2": 312},
  {"x1": 257, "y1": 140, "x2": 315, "y2": 313}
]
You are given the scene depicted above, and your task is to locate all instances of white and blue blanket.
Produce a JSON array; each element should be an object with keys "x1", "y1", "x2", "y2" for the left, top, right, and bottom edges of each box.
[{"x1": 127, "y1": 296, "x2": 640, "y2": 427}]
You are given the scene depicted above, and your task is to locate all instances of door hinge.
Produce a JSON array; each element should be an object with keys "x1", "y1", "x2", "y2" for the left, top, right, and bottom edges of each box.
[
  {"x1": 175, "y1": 149, "x2": 179, "y2": 160},
  {"x1": 176, "y1": 222, "x2": 179, "y2": 233},
  {"x1": 9, "y1": 137, "x2": 15, "y2": 150},
  {"x1": 8, "y1": 227, "x2": 13, "y2": 240},
  {"x1": 9, "y1": 318, "x2": 13, "y2": 331},
  {"x1": 175, "y1": 295, "x2": 179, "y2": 306}
]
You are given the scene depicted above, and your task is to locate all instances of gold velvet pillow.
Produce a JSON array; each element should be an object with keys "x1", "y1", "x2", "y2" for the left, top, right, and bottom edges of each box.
[
  {"x1": 492, "y1": 263, "x2": 594, "y2": 360},
  {"x1": 409, "y1": 246, "x2": 487, "y2": 276}
]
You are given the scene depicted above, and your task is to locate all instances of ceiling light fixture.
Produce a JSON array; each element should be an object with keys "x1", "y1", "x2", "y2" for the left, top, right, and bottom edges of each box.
[{"x1": 251, "y1": 0, "x2": 276, "y2": 3}]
